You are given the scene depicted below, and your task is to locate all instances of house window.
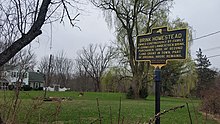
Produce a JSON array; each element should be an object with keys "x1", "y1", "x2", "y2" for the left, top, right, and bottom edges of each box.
[
  {"x1": 11, "y1": 72, "x2": 28, "y2": 78},
  {"x1": 23, "y1": 73, "x2": 27, "y2": 78},
  {"x1": 11, "y1": 72, "x2": 17, "y2": 78},
  {"x1": 16, "y1": 72, "x2": 19, "y2": 78}
]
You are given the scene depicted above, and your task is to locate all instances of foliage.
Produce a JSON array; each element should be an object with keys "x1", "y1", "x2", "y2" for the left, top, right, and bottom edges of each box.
[
  {"x1": 158, "y1": 58, "x2": 197, "y2": 98},
  {"x1": 139, "y1": 86, "x2": 148, "y2": 98},
  {"x1": 173, "y1": 58, "x2": 197, "y2": 97},
  {"x1": 126, "y1": 86, "x2": 135, "y2": 99},
  {"x1": 91, "y1": 0, "x2": 195, "y2": 99},
  {"x1": 101, "y1": 67, "x2": 132, "y2": 92},
  {"x1": 158, "y1": 16, "x2": 194, "y2": 97},
  {"x1": 91, "y1": 0, "x2": 174, "y2": 98},
  {"x1": 201, "y1": 75, "x2": 220, "y2": 115},
  {"x1": 161, "y1": 61, "x2": 185, "y2": 96},
  {"x1": 23, "y1": 85, "x2": 32, "y2": 91},
  {"x1": 195, "y1": 48, "x2": 211, "y2": 68},
  {"x1": 101, "y1": 69, "x2": 115, "y2": 92},
  {"x1": 8, "y1": 85, "x2": 14, "y2": 90},
  {"x1": 194, "y1": 48, "x2": 218, "y2": 97}
]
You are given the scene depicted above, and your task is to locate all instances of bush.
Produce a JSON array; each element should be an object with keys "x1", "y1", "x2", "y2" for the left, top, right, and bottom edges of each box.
[
  {"x1": 201, "y1": 77, "x2": 220, "y2": 114},
  {"x1": 33, "y1": 87, "x2": 43, "y2": 91},
  {"x1": 139, "y1": 87, "x2": 148, "y2": 98},
  {"x1": 201, "y1": 88, "x2": 220, "y2": 114},
  {"x1": 23, "y1": 85, "x2": 32, "y2": 91},
  {"x1": 8, "y1": 85, "x2": 14, "y2": 90},
  {"x1": 38, "y1": 87, "x2": 43, "y2": 90},
  {"x1": 126, "y1": 86, "x2": 134, "y2": 99}
]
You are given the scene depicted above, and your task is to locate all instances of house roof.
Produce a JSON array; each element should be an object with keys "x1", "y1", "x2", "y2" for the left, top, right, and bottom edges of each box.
[
  {"x1": 1, "y1": 64, "x2": 16, "y2": 71},
  {"x1": 0, "y1": 78, "x2": 9, "y2": 83},
  {"x1": 28, "y1": 72, "x2": 45, "y2": 82},
  {"x1": 1, "y1": 64, "x2": 34, "y2": 72}
]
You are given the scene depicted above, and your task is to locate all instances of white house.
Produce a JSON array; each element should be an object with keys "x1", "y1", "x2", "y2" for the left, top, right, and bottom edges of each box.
[
  {"x1": 0, "y1": 65, "x2": 44, "y2": 90},
  {"x1": 5, "y1": 68, "x2": 29, "y2": 86}
]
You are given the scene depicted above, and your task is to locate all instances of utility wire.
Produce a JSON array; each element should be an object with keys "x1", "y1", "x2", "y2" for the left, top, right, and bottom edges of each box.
[
  {"x1": 191, "y1": 30, "x2": 220, "y2": 58},
  {"x1": 193, "y1": 54, "x2": 220, "y2": 59},
  {"x1": 203, "y1": 46, "x2": 220, "y2": 52},
  {"x1": 204, "y1": 47, "x2": 220, "y2": 59},
  {"x1": 192, "y1": 46, "x2": 220, "y2": 53},
  {"x1": 191, "y1": 46, "x2": 220, "y2": 53},
  {"x1": 192, "y1": 30, "x2": 220, "y2": 41},
  {"x1": 207, "y1": 54, "x2": 220, "y2": 59},
  {"x1": 191, "y1": 30, "x2": 220, "y2": 52}
]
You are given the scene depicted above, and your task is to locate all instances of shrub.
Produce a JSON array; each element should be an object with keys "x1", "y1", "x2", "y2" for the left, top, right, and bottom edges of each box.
[
  {"x1": 139, "y1": 87, "x2": 148, "y2": 98},
  {"x1": 33, "y1": 87, "x2": 43, "y2": 91},
  {"x1": 23, "y1": 85, "x2": 32, "y2": 91},
  {"x1": 8, "y1": 85, "x2": 14, "y2": 90},
  {"x1": 126, "y1": 86, "x2": 134, "y2": 99},
  {"x1": 38, "y1": 87, "x2": 43, "y2": 90},
  {"x1": 201, "y1": 77, "x2": 220, "y2": 114}
]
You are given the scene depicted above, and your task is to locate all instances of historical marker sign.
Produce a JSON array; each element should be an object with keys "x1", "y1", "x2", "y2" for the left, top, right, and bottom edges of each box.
[
  {"x1": 136, "y1": 27, "x2": 187, "y2": 124},
  {"x1": 136, "y1": 27, "x2": 187, "y2": 65}
]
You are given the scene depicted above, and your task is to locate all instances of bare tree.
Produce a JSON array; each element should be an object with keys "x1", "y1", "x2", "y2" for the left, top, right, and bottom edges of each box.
[
  {"x1": 38, "y1": 56, "x2": 50, "y2": 75},
  {"x1": 72, "y1": 60, "x2": 95, "y2": 91},
  {"x1": 53, "y1": 51, "x2": 74, "y2": 87},
  {"x1": 0, "y1": 0, "x2": 80, "y2": 67},
  {"x1": 17, "y1": 48, "x2": 37, "y2": 71},
  {"x1": 38, "y1": 51, "x2": 74, "y2": 87},
  {"x1": 76, "y1": 44, "x2": 116, "y2": 92}
]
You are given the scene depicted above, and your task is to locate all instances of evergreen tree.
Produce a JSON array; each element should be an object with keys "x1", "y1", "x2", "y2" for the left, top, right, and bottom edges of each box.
[
  {"x1": 195, "y1": 48, "x2": 211, "y2": 68},
  {"x1": 195, "y1": 48, "x2": 217, "y2": 97}
]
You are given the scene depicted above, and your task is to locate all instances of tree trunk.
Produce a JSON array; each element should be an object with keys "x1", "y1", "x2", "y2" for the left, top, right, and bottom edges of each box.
[
  {"x1": 97, "y1": 82, "x2": 101, "y2": 92},
  {"x1": 0, "y1": 0, "x2": 51, "y2": 67},
  {"x1": 94, "y1": 83, "x2": 98, "y2": 92},
  {"x1": 132, "y1": 75, "x2": 140, "y2": 98},
  {"x1": 127, "y1": 29, "x2": 148, "y2": 98}
]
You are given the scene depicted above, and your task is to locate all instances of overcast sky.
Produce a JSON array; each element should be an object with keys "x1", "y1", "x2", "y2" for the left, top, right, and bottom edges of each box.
[
  {"x1": 32, "y1": 0, "x2": 220, "y2": 69},
  {"x1": 171, "y1": 0, "x2": 220, "y2": 69}
]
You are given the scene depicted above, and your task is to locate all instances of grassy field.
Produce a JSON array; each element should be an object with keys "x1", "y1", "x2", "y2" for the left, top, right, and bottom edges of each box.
[{"x1": 0, "y1": 91, "x2": 218, "y2": 124}]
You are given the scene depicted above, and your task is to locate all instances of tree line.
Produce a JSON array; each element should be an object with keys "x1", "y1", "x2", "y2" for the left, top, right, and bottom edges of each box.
[{"x1": 0, "y1": 0, "x2": 219, "y2": 99}]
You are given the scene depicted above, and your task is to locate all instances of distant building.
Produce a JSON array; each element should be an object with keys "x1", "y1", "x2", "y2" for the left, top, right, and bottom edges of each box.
[
  {"x1": 28, "y1": 71, "x2": 45, "y2": 89},
  {"x1": 0, "y1": 65, "x2": 45, "y2": 90},
  {"x1": 0, "y1": 78, "x2": 9, "y2": 90}
]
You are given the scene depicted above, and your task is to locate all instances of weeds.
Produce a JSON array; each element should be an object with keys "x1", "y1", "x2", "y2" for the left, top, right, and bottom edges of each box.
[
  {"x1": 148, "y1": 105, "x2": 185, "y2": 124},
  {"x1": 0, "y1": 91, "x2": 218, "y2": 123}
]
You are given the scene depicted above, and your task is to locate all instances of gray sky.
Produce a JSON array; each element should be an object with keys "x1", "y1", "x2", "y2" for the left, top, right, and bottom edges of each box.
[
  {"x1": 32, "y1": 0, "x2": 220, "y2": 69},
  {"x1": 171, "y1": 0, "x2": 220, "y2": 69}
]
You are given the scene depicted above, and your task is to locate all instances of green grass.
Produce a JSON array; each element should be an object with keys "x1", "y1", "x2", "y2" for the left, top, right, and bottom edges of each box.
[{"x1": 0, "y1": 91, "x2": 218, "y2": 124}]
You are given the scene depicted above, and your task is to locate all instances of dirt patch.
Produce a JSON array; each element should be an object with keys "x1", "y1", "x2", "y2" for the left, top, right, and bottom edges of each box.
[{"x1": 43, "y1": 97, "x2": 73, "y2": 102}]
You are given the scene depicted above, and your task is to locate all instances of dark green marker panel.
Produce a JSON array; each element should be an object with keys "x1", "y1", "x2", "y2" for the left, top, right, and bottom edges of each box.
[{"x1": 136, "y1": 27, "x2": 187, "y2": 64}]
